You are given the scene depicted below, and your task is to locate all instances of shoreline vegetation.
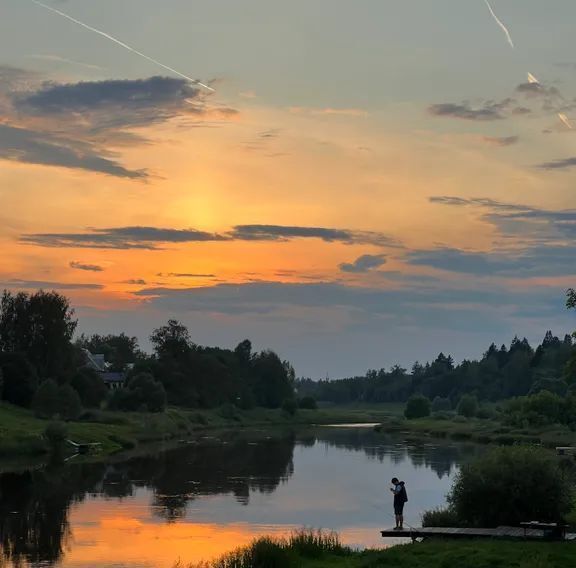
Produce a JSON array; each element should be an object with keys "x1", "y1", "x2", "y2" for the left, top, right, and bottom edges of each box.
[
  {"x1": 183, "y1": 530, "x2": 576, "y2": 568},
  {"x1": 0, "y1": 401, "x2": 399, "y2": 461}
]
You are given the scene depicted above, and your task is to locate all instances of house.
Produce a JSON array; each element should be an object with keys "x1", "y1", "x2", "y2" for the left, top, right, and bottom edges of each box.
[{"x1": 83, "y1": 349, "x2": 126, "y2": 390}]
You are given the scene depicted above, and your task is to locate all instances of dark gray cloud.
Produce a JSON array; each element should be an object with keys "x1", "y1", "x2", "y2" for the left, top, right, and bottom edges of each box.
[
  {"x1": 0, "y1": 279, "x2": 102, "y2": 290},
  {"x1": 70, "y1": 261, "x2": 104, "y2": 272},
  {"x1": 132, "y1": 281, "x2": 564, "y2": 335},
  {"x1": 122, "y1": 279, "x2": 147, "y2": 285},
  {"x1": 0, "y1": 71, "x2": 236, "y2": 178},
  {"x1": 22, "y1": 224, "x2": 398, "y2": 250},
  {"x1": 339, "y1": 254, "x2": 386, "y2": 273},
  {"x1": 425, "y1": 196, "x2": 576, "y2": 276},
  {"x1": 0, "y1": 124, "x2": 147, "y2": 179},
  {"x1": 482, "y1": 135, "x2": 519, "y2": 147},
  {"x1": 230, "y1": 225, "x2": 397, "y2": 247},
  {"x1": 516, "y1": 82, "x2": 560, "y2": 99},
  {"x1": 406, "y1": 246, "x2": 576, "y2": 277},
  {"x1": 430, "y1": 195, "x2": 576, "y2": 239},
  {"x1": 428, "y1": 100, "x2": 512, "y2": 121},
  {"x1": 21, "y1": 226, "x2": 227, "y2": 250},
  {"x1": 537, "y1": 156, "x2": 576, "y2": 171}
]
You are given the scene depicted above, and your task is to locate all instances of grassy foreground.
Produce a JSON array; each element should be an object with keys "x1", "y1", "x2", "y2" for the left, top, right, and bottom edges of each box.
[
  {"x1": 0, "y1": 402, "x2": 398, "y2": 458},
  {"x1": 191, "y1": 532, "x2": 576, "y2": 568}
]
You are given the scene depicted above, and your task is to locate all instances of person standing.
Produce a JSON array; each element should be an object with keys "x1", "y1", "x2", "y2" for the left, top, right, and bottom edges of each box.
[{"x1": 390, "y1": 477, "x2": 408, "y2": 530}]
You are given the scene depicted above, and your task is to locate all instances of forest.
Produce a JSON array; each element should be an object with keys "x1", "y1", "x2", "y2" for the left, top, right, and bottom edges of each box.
[
  {"x1": 0, "y1": 290, "x2": 295, "y2": 418},
  {"x1": 297, "y1": 290, "x2": 576, "y2": 406}
]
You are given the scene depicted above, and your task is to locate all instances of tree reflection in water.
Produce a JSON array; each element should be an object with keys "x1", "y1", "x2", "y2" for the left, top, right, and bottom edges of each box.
[{"x1": 0, "y1": 427, "x2": 477, "y2": 566}]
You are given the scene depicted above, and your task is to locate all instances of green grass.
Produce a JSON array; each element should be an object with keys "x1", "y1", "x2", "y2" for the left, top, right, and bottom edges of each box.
[
  {"x1": 187, "y1": 532, "x2": 576, "y2": 568},
  {"x1": 375, "y1": 415, "x2": 576, "y2": 448},
  {"x1": 0, "y1": 402, "x2": 399, "y2": 459}
]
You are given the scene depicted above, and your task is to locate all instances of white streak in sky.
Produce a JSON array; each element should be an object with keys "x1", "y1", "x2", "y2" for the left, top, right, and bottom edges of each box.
[
  {"x1": 558, "y1": 113, "x2": 573, "y2": 129},
  {"x1": 484, "y1": 0, "x2": 515, "y2": 49},
  {"x1": 527, "y1": 72, "x2": 539, "y2": 84},
  {"x1": 30, "y1": 0, "x2": 214, "y2": 92}
]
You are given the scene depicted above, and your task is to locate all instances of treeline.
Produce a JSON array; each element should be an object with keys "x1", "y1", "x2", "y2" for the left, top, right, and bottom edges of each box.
[
  {"x1": 0, "y1": 290, "x2": 296, "y2": 418},
  {"x1": 298, "y1": 331, "x2": 576, "y2": 405}
]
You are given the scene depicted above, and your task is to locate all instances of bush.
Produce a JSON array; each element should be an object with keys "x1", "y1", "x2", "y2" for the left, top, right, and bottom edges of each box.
[
  {"x1": 422, "y1": 507, "x2": 460, "y2": 527},
  {"x1": 33, "y1": 379, "x2": 60, "y2": 418},
  {"x1": 71, "y1": 368, "x2": 107, "y2": 408},
  {"x1": 58, "y1": 384, "x2": 82, "y2": 420},
  {"x1": 298, "y1": 396, "x2": 318, "y2": 410},
  {"x1": 44, "y1": 422, "x2": 67, "y2": 454},
  {"x1": 404, "y1": 395, "x2": 431, "y2": 419},
  {"x1": 219, "y1": 403, "x2": 238, "y2": 420},
  {"x1": 431, "y1": 396, "x2": 452, "y2": 413},
  {"x1": 447, "y1": 446, "x2": 573, "y2": 527},
  {"x1": 110, "y1": 373, "x2": 166, "y2": 413},
  {"x1": 452, "y1": 415, "x2": 468, "y2": 423},
  {"x1": 281, "y1": 398, "x2": 298, "y2": 416},
  {"x1": 457, "y1": 394, "x2": 478, "y2": 418}
]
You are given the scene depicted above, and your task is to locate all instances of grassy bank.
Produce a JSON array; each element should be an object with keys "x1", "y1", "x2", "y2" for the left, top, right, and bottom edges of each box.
[
  {"x1": 0, "y1": 402, "x2": 399, "y2": 459},
  {"x1": 192, "y1": 532, "x2": 576, "y2": 568},
  {"x1": 375, "y1": 414, "x2": 576, "y2": 449}
]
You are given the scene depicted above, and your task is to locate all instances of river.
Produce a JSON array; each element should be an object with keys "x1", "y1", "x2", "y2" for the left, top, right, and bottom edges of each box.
[{"x1": 0, "y1": 426, "x2": 482, "y2": 567}]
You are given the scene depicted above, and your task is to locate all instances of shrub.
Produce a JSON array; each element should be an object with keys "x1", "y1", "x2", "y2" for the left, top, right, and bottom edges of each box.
[
  {"x1": 447, "y1": 446, "x2": 573, "y2": 527},
  {"x1": 431, "y1": 396, "x2": 452, "y2": 413},
  {"x1": 71, "y1": 368, "x2": 107, "y2": 408},
  {"x1": 44, "y1": 422, "x2": 67, "y2": 454},
  {"x1": 457, "y1": 394, "x2": 478, "y2": 418},
  {"x1": 298, "y1": 396, "x2": 318, "y2": 410},
  {"x1": 422, "y1": 507, "x2": 460, "y2": 527},
  {"x1": 58, "y1": 384, "x2": 82, "y2": 420},
  {"x1": 281, "y1": 398, "x2": 298, "y2": 416},
  {"x1": 33, "y1": 379, "x2": 60, "y2": 418},
  {"x1": 452, "y1": 415, "x2": 468, "y2": 423},
  {"x1": 404, "y1": 395, "x2": 431, "y2": 419},
  {"x1": 219, "y1": 403, "x2": 238, "y2": 420}
]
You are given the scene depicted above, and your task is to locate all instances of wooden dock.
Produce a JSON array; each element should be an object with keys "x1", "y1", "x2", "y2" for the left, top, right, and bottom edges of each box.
[{"x1": 381, "y1": 526, "x2": 576, "y2": 542}]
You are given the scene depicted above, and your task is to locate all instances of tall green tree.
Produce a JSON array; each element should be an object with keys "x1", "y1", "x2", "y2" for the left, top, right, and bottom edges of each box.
[
  {"x1": 0, "y1": 352, "x2": 38, "y2": 407},
  {"x1": 150, "y1": 320, "x2": 193, "y2": 359},
  {"x1": 0, "y1": 290, "x2": 77, "y2": 379}
]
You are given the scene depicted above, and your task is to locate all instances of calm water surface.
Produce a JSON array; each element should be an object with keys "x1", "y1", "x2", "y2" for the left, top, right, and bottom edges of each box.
[{"x1": 0, "y1": 427, "x2": 481, "y2": 567}]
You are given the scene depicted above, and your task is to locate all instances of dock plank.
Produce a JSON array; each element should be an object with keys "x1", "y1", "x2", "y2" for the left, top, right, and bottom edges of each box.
[{"x1": 380, "y1": 526, "x2": 571, "y2": 541}]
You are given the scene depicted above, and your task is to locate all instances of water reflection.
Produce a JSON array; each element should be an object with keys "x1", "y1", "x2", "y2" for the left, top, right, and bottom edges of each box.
[{"x1": 0, "y1": 427, "x2": 480, "y2": 567}]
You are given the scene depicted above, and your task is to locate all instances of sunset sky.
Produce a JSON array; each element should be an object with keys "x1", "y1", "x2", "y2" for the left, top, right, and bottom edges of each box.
[{"x1": 2, "y1": 0, "x2": 576, "y2": 377}]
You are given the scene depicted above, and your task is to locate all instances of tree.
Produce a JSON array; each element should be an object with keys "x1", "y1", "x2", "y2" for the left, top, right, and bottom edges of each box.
[
  {"x1": 281, "y1": 398, "x2": 298, "y2": 416},
  {"x1": 150, "y1": 320, "x2": 192, "y2": 359},
  {"x1": 234, "y1": 339, "x2": 252, "y2": 365},
  {"x1": 110, "y1": 373, "x2": 166, "y2": 413},
  {"x1": 32, "y1": 379, "x2": 61, "y2": 418},
  {"x1": 0, "y1": 290, "x2": 77, "y2": 379},
  {"x1": 457, "y1": 394, "x2": 478, "y2": 418},
  {"x1": 251, "y1": 350, "x2": 294, "y2": 408},
  {"x1": 447, "y1": 447, "x2": 572, "y2": 527},
  {"x1": 298, "y1": 396, "x2": 318, "y2": 410},
  {"x1": 70, "y1": 368, "x2": 107, "y2": 408},
  {"x1": 404, "y1": 394, "x2": 431, "y2": 419},
  {"x1": 0, "y1": 352, "x2": 38, "y2": 407}
]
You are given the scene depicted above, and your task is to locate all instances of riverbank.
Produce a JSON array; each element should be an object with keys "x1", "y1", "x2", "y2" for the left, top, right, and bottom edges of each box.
[
  {"x1": 193, "y1": 533, "x2": 576, "y2": 568},
  {"x1": 0, "y1": 402, "x2": 398, "y2": 459},
  {"x1": 298, "y1": 541, "x2": 576, "y2": 568},
  {"x1": 375, "y1": 415, "x2": 576, "y2": 448}
]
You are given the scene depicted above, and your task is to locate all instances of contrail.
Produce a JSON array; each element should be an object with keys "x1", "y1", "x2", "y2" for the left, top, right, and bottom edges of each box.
[
  {"x1": 484, "y1": 0, "x2": 515, "y2": 49},
  {"x1": 30, "y1": 0, "x2": 214, "y2": 92},
  {"x1": 558, "y1": 113, "x2": 573, "y2": 130}
]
